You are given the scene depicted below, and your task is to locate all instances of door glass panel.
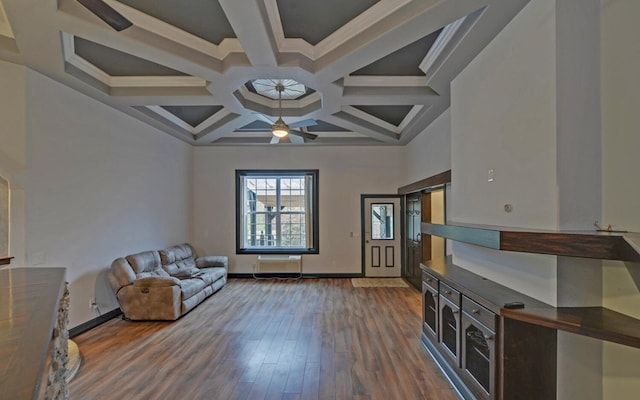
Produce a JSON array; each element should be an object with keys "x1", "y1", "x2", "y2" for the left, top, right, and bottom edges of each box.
[
  {"x1": 465, "y1": 324, "x2": 491, "y2": 393},
  {"x1": 442, "y1": 305, "x2": 457, "y2": 356},
  {"x1": 371, "y1": 203, "x2": 394, "y2": 240}
]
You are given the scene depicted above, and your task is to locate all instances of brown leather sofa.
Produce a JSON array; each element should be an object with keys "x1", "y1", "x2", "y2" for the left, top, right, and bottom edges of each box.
[{"x1": 108, "y1": 243, "x2": 227, "y2": 320}]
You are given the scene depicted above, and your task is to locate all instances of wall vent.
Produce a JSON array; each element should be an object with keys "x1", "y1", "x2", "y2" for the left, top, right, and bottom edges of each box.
[{"x1": 256, "y1": 255, "x2": 302, "y2": 274}]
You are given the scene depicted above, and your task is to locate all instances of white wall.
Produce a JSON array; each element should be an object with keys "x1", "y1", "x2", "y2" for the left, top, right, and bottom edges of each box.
[
  {"x1": 192, "y1": 146, "x2": 405, "y2": 275},
  {"x1": 450, "y1": 0, "x2": 558, "y2": 303},
  {"x1": 0, "y1": 60, "x2": 26, "y2": 266},
  {"x1": 405, "y1": 109, "x2": 451, "y2": 183},
  {"x1": 601, "y1": 0, "x2": 640, "y2": 397},
  {"x1": 4, "y1": 69, "x2": 193, "y2": 328}
]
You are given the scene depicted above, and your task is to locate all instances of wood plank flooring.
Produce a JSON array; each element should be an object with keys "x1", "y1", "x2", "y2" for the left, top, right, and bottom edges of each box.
[{"x1": 70, "y1": 278, "x2": 459, "y2": 400}]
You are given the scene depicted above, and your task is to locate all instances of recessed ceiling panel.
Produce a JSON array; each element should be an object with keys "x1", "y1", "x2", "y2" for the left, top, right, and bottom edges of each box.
[
  {"x1": 74, "y1": 37, "x2": 186, "y2": 76},
  {"x1": 352, "y1": 28, "x2": 443, "y2": 76},
  {"x1": 353, "y1": 105, "x2": 413, "y2": 127},
  {"x1": 119, "y1": 0, "x2": 235, "y2": 44},
  {"x1": 277, "y1": 0, "x2": 379, "y2": 45},
  {"x1": 162, "y1": 105, "x2": 223, "y2": 127},
  {"x1": 236, "y1": 120, "x2": 273, "y2": 131},
  {"x1": 308, "y1": 120, "x2": 349, "y2": 132}
]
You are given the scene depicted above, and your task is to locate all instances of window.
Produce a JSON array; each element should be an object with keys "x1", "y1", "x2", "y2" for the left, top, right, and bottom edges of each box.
[{"x1": 236, "y1": 170, "x2": 319, "y2": 254}]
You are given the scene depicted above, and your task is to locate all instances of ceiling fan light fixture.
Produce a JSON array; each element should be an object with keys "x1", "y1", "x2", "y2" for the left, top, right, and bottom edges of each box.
[{"x1": 272, "y1": 117, "x2": 289, "y2": 137}]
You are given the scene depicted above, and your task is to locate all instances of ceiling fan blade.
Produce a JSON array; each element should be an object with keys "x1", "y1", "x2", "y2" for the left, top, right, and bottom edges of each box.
[
  {"x1": 289, "y1": 119, "x2": 317, "y2": 129},
  {"x1": 78, "y1": 0, "x2": 133, "y2": 31},
  {"x1": 288, "y1": 134, "x2": 304, "y2": 145},
  {"x1": 269, "y1": 136, "x2": 280, "y2": 144},
  {"x1": 254, "y1": 113, "x2": 275, "y2": 124},
  {"x1": 290, "y1": 129, "x2": 318, "y2": 140}
]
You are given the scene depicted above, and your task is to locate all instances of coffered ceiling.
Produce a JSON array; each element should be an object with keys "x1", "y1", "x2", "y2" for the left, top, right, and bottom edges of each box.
[{"x1": 0, "y1": 0, "x2": 529, "y2": 146}]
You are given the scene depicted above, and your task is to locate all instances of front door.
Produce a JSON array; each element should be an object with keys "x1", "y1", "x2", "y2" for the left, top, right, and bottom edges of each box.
[{"x1": 362, "y1": 195, "x2": 402, "y2": 277}]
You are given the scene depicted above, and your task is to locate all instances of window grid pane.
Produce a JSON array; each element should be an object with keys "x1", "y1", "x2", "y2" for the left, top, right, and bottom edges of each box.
[{"x1": 243, "y1": 176, "x2": 308, "y2": 249}]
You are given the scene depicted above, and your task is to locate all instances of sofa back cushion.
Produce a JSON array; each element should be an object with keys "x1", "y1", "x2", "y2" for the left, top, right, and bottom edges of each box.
[
  {"x1": 160, "y1": 244, "x2": 199, "y2": 277},
  {"x1": 126, "y1": 250, "x2": 162, "y2": 274},
  {"x1": 159, "y1": 243, "x2": 195, "y2": 265}
]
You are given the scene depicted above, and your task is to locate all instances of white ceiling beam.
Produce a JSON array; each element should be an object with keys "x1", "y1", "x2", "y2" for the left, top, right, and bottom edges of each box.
[{"x1": 219, "y1": 0, "x2": 278, "y2": 67}]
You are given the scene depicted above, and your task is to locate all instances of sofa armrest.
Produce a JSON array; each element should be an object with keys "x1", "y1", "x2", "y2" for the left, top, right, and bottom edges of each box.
[
  {"x1": 133, "y1": 276, "x2": 181, "y2": 288},
  {"x1": 196, "y1": 255, "x2": 228, "y2": 270}
]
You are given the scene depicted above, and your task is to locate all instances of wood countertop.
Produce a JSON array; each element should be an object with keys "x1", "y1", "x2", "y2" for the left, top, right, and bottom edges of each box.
[{"x1": 0, "y1": 267, "x2": 67, "y2": 399}]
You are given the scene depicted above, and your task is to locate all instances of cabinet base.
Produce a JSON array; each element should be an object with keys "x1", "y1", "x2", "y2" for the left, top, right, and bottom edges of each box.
[{"x1": 421, "y1": 333, "x2": 479, "y2": 400}]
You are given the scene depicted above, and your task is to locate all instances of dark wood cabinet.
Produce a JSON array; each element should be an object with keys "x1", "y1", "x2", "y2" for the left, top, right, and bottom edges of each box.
[
  {"x1": 422, "y1": 271, "x2": 438, "y2": 342},
  {"x1": 439, "y1": 282, "x2": 461, "y2": 369},
  {"x1": 421, "y1": 259, "x2": 557, "y2": 400},
  {"x1": 461, "y1": 297, "x2": 497, "y2": 400}
]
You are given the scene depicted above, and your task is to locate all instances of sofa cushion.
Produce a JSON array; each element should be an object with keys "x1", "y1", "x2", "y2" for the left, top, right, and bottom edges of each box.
[
  {"x1": 126, "y1": 251, "x2": 162, "y2": 274},
  {"x1": 162, "y1": 259, "x2": 197, "y2": 277},
  {"x1": 137, "y1": 268, "x2": 171, "y2": 279},
  {"x1": 196, "y1": 256, "x2": 228, "y2": 269},
  {"x1": 198, "y1": 267, "x2": 227, "y2": 285},
  {"x1": 172, "y1": 267, "x2": 202, "y2": 280},
  {"x1": 159, "y1": 243, "x2": 194, "y2": 265},
  {"x1": 180, "y1": 278, "x2": 206, "y2": 300}
]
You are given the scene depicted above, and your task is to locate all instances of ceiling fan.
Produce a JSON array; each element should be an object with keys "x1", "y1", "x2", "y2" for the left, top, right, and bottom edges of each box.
[
  {"x1": 256, "y1": 83, "x2": 318, "y2": 144},
  {"x1": 77, "y1": 0, "x2": 133, "y2": 31}
]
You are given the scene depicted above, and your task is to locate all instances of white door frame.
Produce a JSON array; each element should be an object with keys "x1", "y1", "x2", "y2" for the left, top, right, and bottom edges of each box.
[{"x1": 361, "y1": 194, "x2": 404, "y2": 277}]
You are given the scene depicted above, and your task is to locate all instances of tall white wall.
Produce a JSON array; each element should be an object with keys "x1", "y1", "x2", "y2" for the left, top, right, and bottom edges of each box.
[
  {"x1": 192, "y1": 146, "x2": 405, "y2": 275},
  {"x1": 601, "y1": 0, "x2": 640, "y2": 397},
  {"x1": 0, "y1": 60, "x2": 26, "y2": 265},
  {"x1": 405, "y1": 109, "x2": 451, "y2": 183},
  {"x1": 450, "y1": 0, "x2": 558, "y2": 303},
  {"x1": 3, "y1": 68, "x2": 193, "y2": 328}
]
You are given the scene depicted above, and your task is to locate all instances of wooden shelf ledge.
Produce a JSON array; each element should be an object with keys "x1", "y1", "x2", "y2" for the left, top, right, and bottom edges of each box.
[
  {"x1": 422, "y1": 222, "x2": 640, "y2": 262},
  {"x1": 502, "y1": 306, "x2": 640, "y2": 349},
  {"x1": 0, "y1": 256, "x2": 14, "y2": 266}
]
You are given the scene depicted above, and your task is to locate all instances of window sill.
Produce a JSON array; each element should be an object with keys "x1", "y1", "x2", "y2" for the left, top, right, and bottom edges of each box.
[{"x1": 237, "y1": 249, "x2": 318, "y2": 255}]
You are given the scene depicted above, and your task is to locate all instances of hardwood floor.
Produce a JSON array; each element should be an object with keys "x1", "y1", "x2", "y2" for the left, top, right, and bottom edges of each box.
[{"x1": 70, "y1": 278, "x2": 459, "y2": 400}]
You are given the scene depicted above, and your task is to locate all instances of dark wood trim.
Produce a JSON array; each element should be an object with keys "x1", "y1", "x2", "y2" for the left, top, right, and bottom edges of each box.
[
  {"x1": 0, "y1": 256, "x2": 14, "y2": 266},
  {"x1": 501, "y1": 306, "x2": 640, "y2": 349},
  {"x1": 500, "y1": 231, "x2": 634, "y2": 261},
  {"x1": 501, "y1": 318, "x2": 557, "y2": 399},
  {"x1": 397, "y1": 170, "x2": 451, "y2": 195},
  {"x1": 422, "y1": 221, "x2": 640, "y2": 262},
  {"x1": 69, "y1": 307, "x2": 122, "y2": 338}
]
